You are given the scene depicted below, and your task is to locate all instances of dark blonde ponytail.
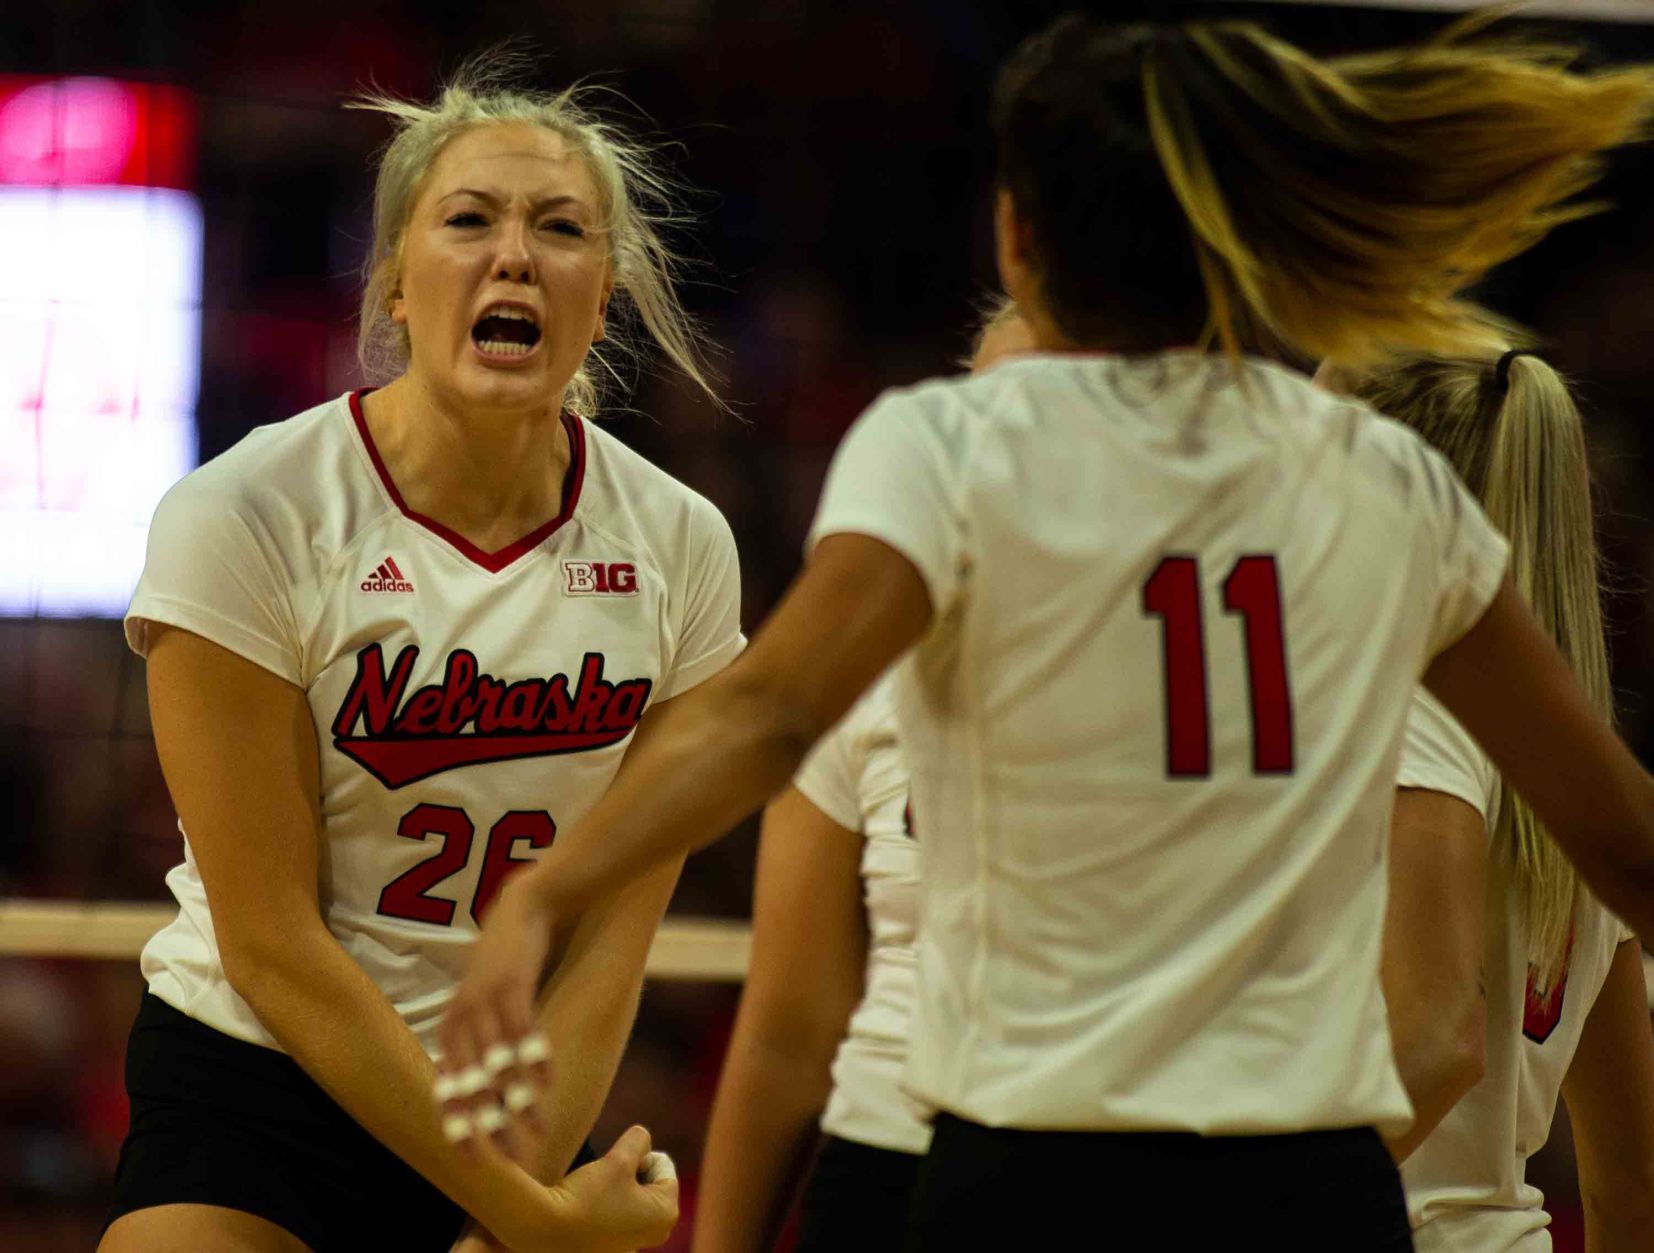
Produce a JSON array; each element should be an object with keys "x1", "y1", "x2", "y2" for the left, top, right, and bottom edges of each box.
[{"x1": 1351, "y1": 352, "x2": 1610, "y2": 988}]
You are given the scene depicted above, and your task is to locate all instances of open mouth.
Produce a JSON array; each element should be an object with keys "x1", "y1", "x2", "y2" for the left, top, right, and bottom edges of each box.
[{"x1": 471, "y1": 305, "x2": 542, "y2": 359}]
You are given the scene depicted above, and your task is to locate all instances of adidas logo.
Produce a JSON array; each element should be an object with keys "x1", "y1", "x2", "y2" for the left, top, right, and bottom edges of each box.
[{"x1": 360, "y1": 556, "x2": 414, "y2": 594}]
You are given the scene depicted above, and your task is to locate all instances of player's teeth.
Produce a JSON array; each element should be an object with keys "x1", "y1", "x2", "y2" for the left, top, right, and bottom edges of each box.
[{"x1": 478, "y1": 340, "x2": 530, "y2": 357}]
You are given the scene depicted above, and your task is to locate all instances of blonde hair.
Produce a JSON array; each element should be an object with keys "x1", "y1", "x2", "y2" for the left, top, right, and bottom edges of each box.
[
  {"x1": 993, "y1": 16, "x2": 1654, "y2": 366},
  {"x1": 960, "y1": 293, "x2": 1019, "y2": 368},
  {"x1": 350, "y1": 54, "x2": 718, "y2": 417},
  {"x1": 1351, "y1": 353, "x2": 1611, "y2": 988}
]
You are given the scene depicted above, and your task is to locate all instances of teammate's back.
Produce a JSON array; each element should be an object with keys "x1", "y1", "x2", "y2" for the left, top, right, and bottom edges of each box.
[
  {"x1": 442, "y1": 17, "x2": 1654, "y2": 1250},
  {"x1": 823, "y1": 348, "x2": 1504, "y2": 1133}
]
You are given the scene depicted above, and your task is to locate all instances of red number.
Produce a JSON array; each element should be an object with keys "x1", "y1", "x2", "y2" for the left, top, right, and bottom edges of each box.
[
  {"x1": 1522, "y1": 930, "x2": 1574, "y2": 1044},
  {"x1": 1143, "y1": 554, "x2": 1295, "y2": 777},
  {"x1": 1522, "y1": 967, "x2": 1570, "y2": 1044},
  {"x1": 378, "y1": 803, "x2": 475, "y2": 925},
  {"x1": 1143, "y1": 557, "x2": 1210, "y2": 776},
  {"x1": 378, "y1": 806, "x2": 556, "y2": 927},
  {"x1": 1223, "y1": 555, "x2": 1294, "y2": 774},
  {"x1": 472, "y1": 810, "x2": 558, "y2": 924}
]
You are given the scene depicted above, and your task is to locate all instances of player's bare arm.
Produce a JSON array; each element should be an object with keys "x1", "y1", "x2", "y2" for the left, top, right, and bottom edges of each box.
[
  {"x1": 113, "y1": 624, "x2": 674, "y2": 1253},
  {"x1": 1425, "y1": 579, "x2": 1654, "y2": 941},
  {"x1": 442, "y1": 709, "x2": 696, "y2": 1161},
  {"x1": 525, "y1": 853, "x2": 686, "y2": 1170},
  {"x1": 694, "y1": 786, "x2": 868, "y2": 1253},
  {"x1": 450, "y1": 846, "x2": 685, "y2": 1253},
  {"x1": 438, "y1": 532, "x2": 931, "y2": 1106},
  {"x1": 1380, "y1": 788, "x2": 1488, "y2": 1162},
  {"x1": 1560, "y1": 939, "x2": 1654, "y2": 1253}
]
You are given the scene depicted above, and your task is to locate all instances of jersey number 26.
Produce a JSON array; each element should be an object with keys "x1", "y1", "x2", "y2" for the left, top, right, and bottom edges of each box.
[{"x1": 377, "y1": 804, "x2": 556, "y2": 927}]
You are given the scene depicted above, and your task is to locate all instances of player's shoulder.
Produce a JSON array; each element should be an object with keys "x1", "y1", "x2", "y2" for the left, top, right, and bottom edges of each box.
[
  {"x1": 1342, "y1": 399, "x2": 1469, "y2": 521},
  {"x1": 576, "y1": 418, "x2": 732, "y2": 546},
  {"x1": 1237, "y1": 356, "x2": 1383, "y2": 439},
  {"x1": 877, "y1": 349, "x2": 1335, "y2": 425},
  {"x1": 839, "y1": 668, "x2": 901, "y2": 747},
  {"x1": 800, "y1": 669, "x2": 903, "y2": 816},
  {"x1": 840, "y1": 369, "x2": 997, "y2": 469},
  {"x1": 1400, "y1": 684, "x2": 1498, "y2": 816},
  {"x1": 164, "y1": 393, "x2": 359, "y2": 513},
  {"x1": 151, "y1": 392, "x2": 384, "y2": 565},
  {"x1": 1242, "y1": 359, "x2": 1462, "y2": 504},
  {"x1": 878, "y1": 357, "x2": 1042, "y2": 420}
]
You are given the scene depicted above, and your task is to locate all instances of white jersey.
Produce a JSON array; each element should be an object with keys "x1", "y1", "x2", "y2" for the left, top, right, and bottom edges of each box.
[
  {"x1": 807, "y1": 351, "x2": 1509, "y2": 1134},
  {"x1": 792, "y1": 676, "x2": 930, "y2": 1155},
  {"x1": 126, "y1": 391, "x2": 743, "y2": 1054},
  {"x1": 1398, "y1": 689, "x2": 1630, "y2": 1252}
]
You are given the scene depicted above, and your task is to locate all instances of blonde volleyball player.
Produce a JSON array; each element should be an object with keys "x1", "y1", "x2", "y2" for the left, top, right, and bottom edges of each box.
[
  {"x1": 692, "y1": 306, "x2": 1034, "y2": 1253},
  {"x1": 1345, "y1": 352, "x2": 1654, "y2": 1250},
  {"x1": 101, "y1": 68, "x2": 740, "y2": 1253},
  {"x1": 443, "y1": 18, "x2": 1654, "y2": 1248}
]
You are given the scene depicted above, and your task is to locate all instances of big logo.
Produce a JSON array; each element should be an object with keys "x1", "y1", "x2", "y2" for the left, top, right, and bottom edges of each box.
[{"x1": 332, "y1": 644, "x2": 652, "y2": 788}]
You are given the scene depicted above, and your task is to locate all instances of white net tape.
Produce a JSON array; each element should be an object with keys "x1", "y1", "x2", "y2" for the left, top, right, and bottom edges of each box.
[
  {"x1": 2, "y1": 899, "x2": 1647, "y2": 1006},
  {"x1": 0, "y1": 900, "x2": 752, "y2": 982}
]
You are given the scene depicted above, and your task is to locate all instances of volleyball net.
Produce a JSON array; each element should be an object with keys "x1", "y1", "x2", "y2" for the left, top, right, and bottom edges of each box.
[
  {"x1": 0, "y1": 900, "x2": 752, "y2": 981},
  {"x1": 4, "y1": 900, "x2": 1651, "y2": 1011}
]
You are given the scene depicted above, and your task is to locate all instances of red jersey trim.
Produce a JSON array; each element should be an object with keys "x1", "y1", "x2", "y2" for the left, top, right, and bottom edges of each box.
[{"x1": 348, "y1": 389, "x2": 586, "y2": 574}]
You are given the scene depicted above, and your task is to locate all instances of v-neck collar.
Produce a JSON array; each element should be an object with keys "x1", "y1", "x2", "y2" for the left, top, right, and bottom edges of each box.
[{"x1": 348, "y1": 388, "x2": 586, "y2": 574}]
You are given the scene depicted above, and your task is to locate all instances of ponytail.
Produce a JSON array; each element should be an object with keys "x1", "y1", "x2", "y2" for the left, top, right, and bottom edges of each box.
[
  {"x1": 1351, "y1": 353, "x2": 1610, "y2": 988},
  {"x1": 1486, "y1": 355, "x2": 1611, "y2": 989}
]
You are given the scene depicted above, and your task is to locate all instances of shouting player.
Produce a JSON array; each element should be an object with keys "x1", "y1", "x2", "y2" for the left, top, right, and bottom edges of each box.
[
  {"x1": 444, "y1": 18, "x2": 1654, "y2": 1249},
  {"x1": 101, "y1": 65, "x2": 738, "y2": 1253}
]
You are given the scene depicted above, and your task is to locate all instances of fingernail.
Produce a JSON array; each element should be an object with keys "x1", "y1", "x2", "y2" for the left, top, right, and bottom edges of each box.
[
  {"x1": 515, "y1": 1034, "x2": 551, "y2": 1066},
  {"x1": 443, "y1": 1114, "x2": 474, "y2": 1143},
  {"x1": 433, "y1": 1074, "x2": 461, "y2": 1102},
  {"x1": 483, "y1": 1042, "x2": 516, "y2": 1076},
  {"x1": 476, "y1": 1105, "x2": 507, "y2": 1135},
  {"x1": 455, "y1": 1066, "x2": 491, "y2": 1098},
  {"x1": 504, "y1": 1082, "x2": 538, "y2": 1114}
]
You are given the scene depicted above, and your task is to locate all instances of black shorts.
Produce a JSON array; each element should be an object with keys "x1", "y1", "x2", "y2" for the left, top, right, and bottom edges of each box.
[
  {"x1": 108, "y1": 992, "x2": 596, "y2": 1253},
  {"x1": 796, "y1": 1135, "x2": 922, "y2": 1253},
  {"x1": 905, "y1": 1114, "x2": 1412, "y2": 1252}
]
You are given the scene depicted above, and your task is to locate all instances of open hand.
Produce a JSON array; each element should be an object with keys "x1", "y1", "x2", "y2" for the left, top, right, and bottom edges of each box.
[{"x1": 436, "y1": 875, "x2": 558, "y2": 1142}]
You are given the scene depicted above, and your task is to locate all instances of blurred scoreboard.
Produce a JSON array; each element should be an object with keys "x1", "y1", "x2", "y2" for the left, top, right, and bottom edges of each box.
[{"x1": 0, "y1": 76, "x2": 200, "y2": 616}]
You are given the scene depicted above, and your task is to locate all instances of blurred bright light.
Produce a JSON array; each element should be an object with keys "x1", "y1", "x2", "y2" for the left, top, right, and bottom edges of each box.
[
  {"x1": 0, "y1": 76, "x2": 194, "y2": 189},
  {"x1": 0, "y1": 79, "x2": 137, "y2": 185},
  {"x1": 0, "y1": 77, "x2": 199, "y2": 617}
]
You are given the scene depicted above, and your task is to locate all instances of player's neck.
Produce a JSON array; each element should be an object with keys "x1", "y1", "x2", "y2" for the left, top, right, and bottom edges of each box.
[
  {"x1": 1020, "y1": 300, "x2": 1201, "y2": 357},
  {"x1": 362, "y1": 376, "x2": 575, "y2": 550}
]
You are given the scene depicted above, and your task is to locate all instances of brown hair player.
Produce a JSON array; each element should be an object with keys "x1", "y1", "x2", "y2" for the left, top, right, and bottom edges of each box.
[{"x1": 445, "y1": 17, "x2": 1654, "y2": 1250}]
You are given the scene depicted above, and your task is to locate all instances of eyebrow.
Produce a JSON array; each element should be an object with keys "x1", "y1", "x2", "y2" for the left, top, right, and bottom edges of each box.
[{"x1": 437, "y1": 189, "x2": 591, "y2": 213}]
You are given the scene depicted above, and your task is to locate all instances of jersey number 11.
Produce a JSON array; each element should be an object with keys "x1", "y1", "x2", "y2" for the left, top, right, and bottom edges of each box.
[{"x1": 1142, "y1": 554, "x2": 1294, "y2": 778}]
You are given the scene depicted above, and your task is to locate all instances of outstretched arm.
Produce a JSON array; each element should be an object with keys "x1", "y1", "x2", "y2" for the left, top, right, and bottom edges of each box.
[
  {"x1": 437, "y1": 533, "x2": 932, "y2": 1101},
  {"x1": 694, "y1": 787, "x2": 868, "y2": 1253},
  {"x1": 1562, "y1": 939, "x2": 1654, "y2": 1253},
  {"x1": 1425, "y1": 578, "x2": 1654, "y2": 941}
]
